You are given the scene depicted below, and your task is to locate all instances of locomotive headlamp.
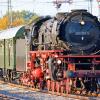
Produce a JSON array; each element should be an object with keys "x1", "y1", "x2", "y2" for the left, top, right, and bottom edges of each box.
[
  {"x1": 80, "y1": 20, "x2": 85, "y2": 25},
  {"x1": 57, "y1": 59, "x2": 62, "y2": 64},
  {"x1": 54, "y1": 54, "x2": 58, "y2": 58}
]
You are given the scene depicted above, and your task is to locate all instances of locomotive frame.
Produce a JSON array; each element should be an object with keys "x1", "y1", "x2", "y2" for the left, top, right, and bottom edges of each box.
[{"x1": 24, "y1": 50, "x2": 100, "y2": 95}]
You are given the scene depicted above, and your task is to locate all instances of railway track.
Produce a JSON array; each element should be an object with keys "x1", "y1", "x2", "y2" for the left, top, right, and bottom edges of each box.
[
  {"x1": 0, "y1": 80, "x2": 99, "y2": 100},
  {"x1": 0, "y1": 94, "x2": 19, "y2": 100}
]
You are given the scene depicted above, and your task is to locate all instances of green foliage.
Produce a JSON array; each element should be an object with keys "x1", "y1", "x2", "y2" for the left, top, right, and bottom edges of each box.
[
  {"x1": 11, "y1": 10, "x2": 38, "y2": 24},
  {"x1": 28, "y1": 15, "x2": 39, "y2": 24}
]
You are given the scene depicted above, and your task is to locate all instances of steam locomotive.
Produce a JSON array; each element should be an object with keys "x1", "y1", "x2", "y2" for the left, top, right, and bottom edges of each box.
[{"x1": 21, "y1": 10, "x2": 100, "y2": 96}]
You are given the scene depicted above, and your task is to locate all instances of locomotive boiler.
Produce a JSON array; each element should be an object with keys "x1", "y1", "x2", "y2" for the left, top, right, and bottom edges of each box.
[
  {"x1": 31, "y1": 9, "x2": 100, "y2": 54},
  {"x1": 21, "y1": 10, "x2": 100, "y2": 96}
]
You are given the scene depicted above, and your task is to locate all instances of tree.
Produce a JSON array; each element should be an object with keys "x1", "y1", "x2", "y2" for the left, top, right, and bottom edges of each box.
[
  {"x1": 0, "y1": 16, "x2": 9, "y2": 30},
  {"x1": 0, "y1": 10, "x2": 38, "y2": 30},
  {"x1": 11, "y1": 18, "x2": 24, "y2": 27}
]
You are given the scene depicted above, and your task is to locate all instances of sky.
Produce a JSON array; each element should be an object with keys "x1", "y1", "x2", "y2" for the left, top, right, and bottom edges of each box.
[{"x1": 0, "y1": 0, "x2": 99, "y2": 17}]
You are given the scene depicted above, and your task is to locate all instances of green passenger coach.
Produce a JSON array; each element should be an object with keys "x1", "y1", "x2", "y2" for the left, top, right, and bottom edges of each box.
[{"x1": 0, "y1": 26, "x2": 28, "y2": 80}]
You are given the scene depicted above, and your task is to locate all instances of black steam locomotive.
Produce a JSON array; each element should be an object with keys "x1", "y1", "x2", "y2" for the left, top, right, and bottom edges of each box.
[{"x1": 23, "y1": 10, "x2": 100, "y2": 96}]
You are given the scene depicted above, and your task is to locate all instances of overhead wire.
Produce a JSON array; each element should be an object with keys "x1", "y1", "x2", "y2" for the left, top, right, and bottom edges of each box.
[{"x1": 0, "y1": 0, "x2": 93, "y2": 7}]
